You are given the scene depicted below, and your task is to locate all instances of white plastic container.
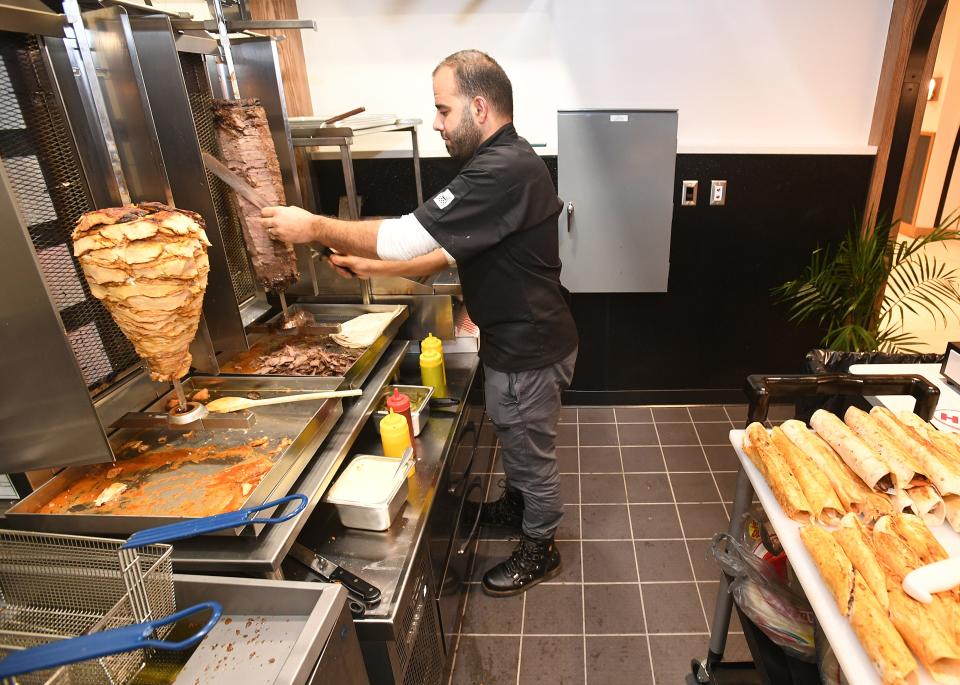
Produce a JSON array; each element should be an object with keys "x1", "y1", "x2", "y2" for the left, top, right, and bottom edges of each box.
[{"x1": 324, "y1": 454, "x2": 410, "y2": 531}]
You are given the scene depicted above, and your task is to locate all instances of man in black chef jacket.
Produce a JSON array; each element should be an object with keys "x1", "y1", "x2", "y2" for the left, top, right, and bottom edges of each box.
[{"x1": 262, "y1": 50, "x2": 578, "y2": 597}]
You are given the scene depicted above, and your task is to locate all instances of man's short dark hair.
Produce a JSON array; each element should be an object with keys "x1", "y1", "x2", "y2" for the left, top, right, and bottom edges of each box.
[{"x1": 434, "y1": 50, "x2": 513, "y2": 118}]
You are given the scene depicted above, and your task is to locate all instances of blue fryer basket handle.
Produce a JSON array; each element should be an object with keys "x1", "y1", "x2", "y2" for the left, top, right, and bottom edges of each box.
[
  {"x1": 121, "y1": 493, "x2": 308, "y2": 549},
  {"x1": 0, "y1": 601, "x2": 222, "y2": 679}
]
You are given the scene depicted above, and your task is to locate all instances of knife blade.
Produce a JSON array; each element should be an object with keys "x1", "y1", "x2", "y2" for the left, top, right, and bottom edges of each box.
[
  {"x1": 201, "y1": 151, "x2": 273, "y2": 211},
  {"x1": 288, "y1": 542, "x2": 381, "y2": 606}
]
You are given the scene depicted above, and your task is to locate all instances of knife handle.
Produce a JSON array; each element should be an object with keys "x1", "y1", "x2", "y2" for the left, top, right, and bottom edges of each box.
[{"x1": 330, "y1": 566, "x2": 381, "y2": 605}]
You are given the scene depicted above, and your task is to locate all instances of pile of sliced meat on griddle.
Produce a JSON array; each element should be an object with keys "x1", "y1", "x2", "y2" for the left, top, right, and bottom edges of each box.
[{"x1": 250, "y1": 336, "x2": 362, "y2": 376}]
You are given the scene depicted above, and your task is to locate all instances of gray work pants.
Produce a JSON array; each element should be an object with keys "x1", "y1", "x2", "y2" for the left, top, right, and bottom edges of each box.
[{"x1": 483, "y1": 348, "x2": 577, "y2": 540}]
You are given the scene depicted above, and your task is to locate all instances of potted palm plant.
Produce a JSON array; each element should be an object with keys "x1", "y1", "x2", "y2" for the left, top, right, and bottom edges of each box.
[{"x1": 774, "y1": 212, "x2": 960, "y2": 353}]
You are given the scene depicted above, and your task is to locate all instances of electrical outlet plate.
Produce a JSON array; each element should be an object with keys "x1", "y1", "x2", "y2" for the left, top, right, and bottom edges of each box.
[
  {"x1": 710, "y1": 180, "x2": 727, "y2": 206},
  {"x1": 681, "y1": 180, "x2": 698, "y2": 206}
]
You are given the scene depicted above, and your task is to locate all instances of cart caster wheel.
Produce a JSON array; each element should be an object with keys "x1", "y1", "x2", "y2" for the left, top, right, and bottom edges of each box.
[{"x1": 691, "y1": 658, "x2": 712, "y2": 684}]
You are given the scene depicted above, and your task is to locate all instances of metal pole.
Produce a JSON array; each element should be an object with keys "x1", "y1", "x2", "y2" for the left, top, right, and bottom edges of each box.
[
  {"x1": 62, "y1": 0, "x2": 130, "y2": 204},
  {"x1": 410, "y1": 127, "x2": 423, "y2": 204},
  {"x1": 207, "y1": 0, "x2": 240, "y2": 99},
  {"x1": 340, "y1": 142, "x2": 370, "y2": 305}
]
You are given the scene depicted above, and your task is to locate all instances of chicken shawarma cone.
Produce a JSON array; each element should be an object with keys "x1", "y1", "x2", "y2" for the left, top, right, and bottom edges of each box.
[{"x1": 72, "y1": 202, "x2": 211, "y2": 382}]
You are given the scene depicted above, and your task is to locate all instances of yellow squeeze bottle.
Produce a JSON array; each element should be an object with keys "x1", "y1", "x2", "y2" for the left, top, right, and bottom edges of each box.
[
  {"x1": 421, "y1": 332, "x2": 446, "y2": 384},
  {"x1": 380, "y1": 409, "x2": 412, "y2": 458},
  {"x1": 420, "y1": 349, "x2": 447, "y2": 399}
]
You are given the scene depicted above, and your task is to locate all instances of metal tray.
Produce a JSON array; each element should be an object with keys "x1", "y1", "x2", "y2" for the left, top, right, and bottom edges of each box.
[
  {"x1": 217, "y1": 303, "x2": 408, "y2": 390},
  {"x1": 6, "y1": 376, "x2": 345, "y2": 537}
]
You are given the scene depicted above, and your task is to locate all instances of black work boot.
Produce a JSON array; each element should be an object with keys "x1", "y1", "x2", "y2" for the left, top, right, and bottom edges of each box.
[
  {"x1": 465, "y1": 481, "x2": 525, "y2": 532},
  {"x1": 481, "y1": 534, "x2": 561, "y2": 597}
]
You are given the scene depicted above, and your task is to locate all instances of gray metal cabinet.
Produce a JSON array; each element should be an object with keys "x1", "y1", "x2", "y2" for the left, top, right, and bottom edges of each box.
[{"x1": 558, "y1": 110, "x2": 678, "y2": 293}]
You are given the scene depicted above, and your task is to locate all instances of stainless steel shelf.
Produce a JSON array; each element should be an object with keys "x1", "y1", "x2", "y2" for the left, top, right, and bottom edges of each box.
[
  {"x1": 285, "y1": 351, "x2": 481, "y2": 621},
  {"x1": 168, "y1": 340, "x2": 410, "y2": 573}
]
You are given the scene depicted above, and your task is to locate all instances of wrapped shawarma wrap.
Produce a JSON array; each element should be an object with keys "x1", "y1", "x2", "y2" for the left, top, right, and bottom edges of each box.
[
  {"x1": 811, "y1": 409, "x2": 898, "y2": 491},
  {"x1": 845, "y1": 406, "x2": 925, "y2": 488},
  {"x1": 871, "y1": 408, "x2": 960, "y2": 496},
  {"x1": 743, "y1": 423, "x2": 812, "y2": 521},
  {"x1": 781, "y1": 419, "x2": 892, "y2": 521},
  {"x1": 770, "y1": 427, "x2": 844, "y2": 524}
]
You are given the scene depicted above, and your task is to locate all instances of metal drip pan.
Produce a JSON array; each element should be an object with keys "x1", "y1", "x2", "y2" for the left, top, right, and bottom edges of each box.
[{"x1": 7, "y1": 376, "x2": 346, "y2": 537}]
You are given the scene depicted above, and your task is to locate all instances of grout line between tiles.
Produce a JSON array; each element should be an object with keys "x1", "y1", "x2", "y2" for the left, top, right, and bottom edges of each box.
[
  {"x1": 691, "y1": 416, "x2": 730, "y2": 522},
  {"x1": 516, "y1": 587, "x2": 526, "y2": 684},
  {"x1": 578, "y1": 418, "x2": 588, "y2": 685},
  {"x1": 659, "y1": 413, "x2": 711, "y2": 634},
  {"x1": 612, "y1": 417, "x2": 656, "y2": 685}
]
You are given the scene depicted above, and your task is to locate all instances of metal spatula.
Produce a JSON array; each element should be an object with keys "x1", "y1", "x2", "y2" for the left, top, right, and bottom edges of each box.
[{"x1": 204, "y1": 388, "x2": 361, "y2": 414}]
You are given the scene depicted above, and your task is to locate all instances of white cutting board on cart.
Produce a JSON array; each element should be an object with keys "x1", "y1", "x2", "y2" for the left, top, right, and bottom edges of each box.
[{"x1": 730, "y1": 428, "x2": 960, "y2": 685}]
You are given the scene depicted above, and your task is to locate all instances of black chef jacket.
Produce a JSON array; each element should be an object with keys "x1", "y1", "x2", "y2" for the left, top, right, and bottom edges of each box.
[{"x1": 413, "y1": 123, "x2": 578, "y2": 372}]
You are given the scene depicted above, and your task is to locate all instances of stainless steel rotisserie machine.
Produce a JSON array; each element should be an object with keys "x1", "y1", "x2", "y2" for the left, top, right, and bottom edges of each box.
[{"x1": 0, "y1": 4, "x2": 476, "y2": 683}]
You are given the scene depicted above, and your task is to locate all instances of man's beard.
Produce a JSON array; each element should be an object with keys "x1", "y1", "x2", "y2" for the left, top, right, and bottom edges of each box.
[{"x1": 443, "y1": 115, "x2": 482, "y2": 161}]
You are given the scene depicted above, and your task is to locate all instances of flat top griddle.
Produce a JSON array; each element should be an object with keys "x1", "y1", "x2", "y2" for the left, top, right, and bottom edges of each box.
[
  {"x1": 7, "y1": 376, "x2": 344, "y2": 536},
  {"x1": 217, "y1": 303, "x2": 408, "y2": 390}
]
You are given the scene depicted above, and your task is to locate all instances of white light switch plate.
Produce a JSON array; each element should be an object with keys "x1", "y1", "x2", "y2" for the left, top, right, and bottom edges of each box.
[{"x1": 710, "y1": 180, "x2": 727, "y2": 206}]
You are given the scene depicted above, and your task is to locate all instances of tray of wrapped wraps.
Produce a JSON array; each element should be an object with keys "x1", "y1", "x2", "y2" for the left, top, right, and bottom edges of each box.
[{"x1": 733, "y1": 406, "x2": 960, "y2": 685}]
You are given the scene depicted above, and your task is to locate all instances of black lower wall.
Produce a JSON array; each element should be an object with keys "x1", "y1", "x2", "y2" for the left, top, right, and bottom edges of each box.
[{"x1": 310, "y1": 152, "x2": 874, "y2": 403}]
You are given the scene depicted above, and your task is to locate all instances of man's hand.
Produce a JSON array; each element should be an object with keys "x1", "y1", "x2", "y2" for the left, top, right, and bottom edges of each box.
[
  {"x1": 260, "y1": 205, "x2": 318, "y2": 244},
  {"x1": 329, "y1": 253, "x2": 382, "y2": 280}
]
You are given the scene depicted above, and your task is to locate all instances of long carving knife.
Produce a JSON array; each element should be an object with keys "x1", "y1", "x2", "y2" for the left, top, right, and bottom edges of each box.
[
  {"x1": 288, "y1": 542, "x2": 382, "y2": 606},
  {"x1": 201, "y1": 151, "x2": 272, "y2": 210}
]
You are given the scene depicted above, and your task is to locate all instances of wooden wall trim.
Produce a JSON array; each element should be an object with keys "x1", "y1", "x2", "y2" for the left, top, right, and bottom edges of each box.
[
  {"x1": 865, "y1": 0, "x2": 947, "y2": 224},
  {"x1": 247, "y1": 0, "x2": 313, "y2": 117}
]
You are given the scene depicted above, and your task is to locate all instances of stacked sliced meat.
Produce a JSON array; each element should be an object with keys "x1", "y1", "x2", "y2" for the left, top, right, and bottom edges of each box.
[
  {"x1": 72, "y1": 202, "x2": 210, "y2": 382},
  {"x1": 211, "y1": 98, "x2": 299, "y2": 290}
]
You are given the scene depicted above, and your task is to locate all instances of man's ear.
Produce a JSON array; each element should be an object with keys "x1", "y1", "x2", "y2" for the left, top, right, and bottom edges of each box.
[{"x1": 472, "y1": 96, "x2": 490, "y2": 124}]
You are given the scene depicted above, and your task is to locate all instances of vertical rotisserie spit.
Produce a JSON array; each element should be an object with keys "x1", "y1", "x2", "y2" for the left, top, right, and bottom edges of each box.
[
  {"x1": 72, "y1": 202, "x2": 211, "y2": 382},
  {"x1": 211, "y1": 98, "x2": 299, "y2": 291}
]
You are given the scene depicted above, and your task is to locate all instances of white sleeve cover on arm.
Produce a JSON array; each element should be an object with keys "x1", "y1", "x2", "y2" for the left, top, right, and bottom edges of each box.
[{"x1": 377, "y1": 214, "x2": 456, "y2": 265}]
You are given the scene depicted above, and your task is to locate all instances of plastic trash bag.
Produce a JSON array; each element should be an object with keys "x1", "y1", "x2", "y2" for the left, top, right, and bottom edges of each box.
[{"x1": 712, "y1": 531, "x2": 816, "y2": 661}]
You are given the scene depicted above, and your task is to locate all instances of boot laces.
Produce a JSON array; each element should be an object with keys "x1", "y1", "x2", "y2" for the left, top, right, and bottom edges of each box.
[{"x1": 505, "y1": 537, "x2": 546, "y2": 577}]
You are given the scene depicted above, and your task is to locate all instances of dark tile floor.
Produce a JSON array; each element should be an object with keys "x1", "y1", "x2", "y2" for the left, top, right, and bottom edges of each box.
[{"x1": 448, "y1": 404, "x2": 755, "y2": 685}]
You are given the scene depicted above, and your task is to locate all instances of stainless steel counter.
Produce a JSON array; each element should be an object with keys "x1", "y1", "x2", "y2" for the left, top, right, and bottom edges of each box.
[
  {"x1": 284, "y1": 351, "x2": 481, "y2": 620},
  {"x1": 167, "y1": 341, "x2": 410, "y2": 573}
]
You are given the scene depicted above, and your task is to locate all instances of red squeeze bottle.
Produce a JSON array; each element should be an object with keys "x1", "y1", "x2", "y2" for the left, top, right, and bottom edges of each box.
[{"x1": 386, "y1": 388, "x2": 415, "y2": 446}]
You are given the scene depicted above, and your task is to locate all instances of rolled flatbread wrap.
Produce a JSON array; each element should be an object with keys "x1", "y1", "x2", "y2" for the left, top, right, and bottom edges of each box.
[
  {"x1": 743, "y1": 423, "x2": 812, "y2": 521},
  {"x1": 888, "y1": 585, "x2": 960, "y2": 685},
  {"x1": 800, "y1": 524, "x2": 853, "y2": 615},
  {"x1": 871, "y1": 408, "x2": 960, "y2": 496},
  {"x1": 944, "y1": 494, "x2": 960, "y2": 533},
  {"x1": 903, "y1": 485, "x2": 946, "y2": 527},
  {"x1": 781, "y1": 419, "x2": 866, "y2": 511},
  {"x1": 849, "y1": 573, "x2": 919, "y2": 685},
  {"x1": 771, "y1": 427, "x2": 844, "y2": 524},
  {"x1": 845, "y1": 406, "x2": 923, "y2": 487},
  {"x1": 812, "y1": 409, "x2": 898, "y2": 491},
  {"x1": 833, "y1": 512, "x2": 888, "y2": 609}
]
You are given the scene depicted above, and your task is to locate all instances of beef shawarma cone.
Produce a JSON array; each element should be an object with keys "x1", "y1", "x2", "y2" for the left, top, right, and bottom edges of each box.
[{"x1": 72, "y1": 203, "x2": 210, "y2": 382}]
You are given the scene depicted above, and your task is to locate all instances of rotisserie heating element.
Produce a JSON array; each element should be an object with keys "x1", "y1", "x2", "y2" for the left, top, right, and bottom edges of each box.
[
  {"x1": 179, "y1": 53, "x2": 257, "y2": 307},
  {"x1": 0, "y1": 33, "x2": 140, "y2": 392}
]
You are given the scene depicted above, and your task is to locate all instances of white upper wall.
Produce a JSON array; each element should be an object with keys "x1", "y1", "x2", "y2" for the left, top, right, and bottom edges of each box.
[{"x1": 296, "y1": 0, "x2": 892, "y2": 156}]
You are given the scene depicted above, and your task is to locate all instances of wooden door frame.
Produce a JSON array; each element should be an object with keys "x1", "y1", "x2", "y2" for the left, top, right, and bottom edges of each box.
[{"x1": 866, "y1": 0, "x2": 948, "y2": 227}]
